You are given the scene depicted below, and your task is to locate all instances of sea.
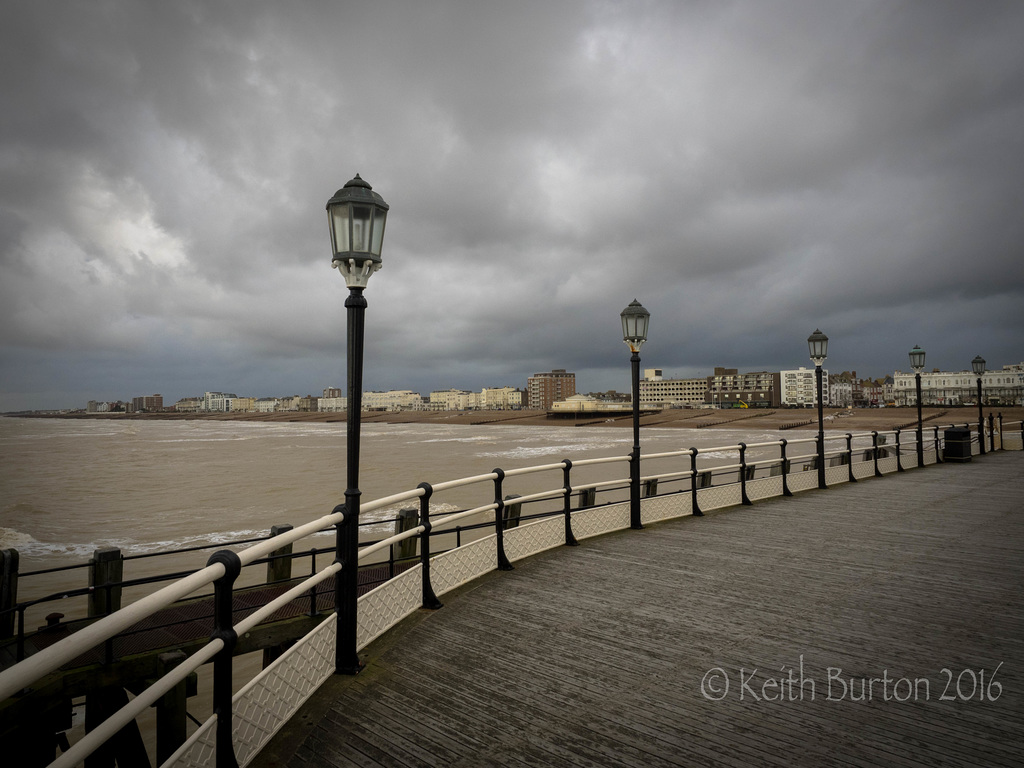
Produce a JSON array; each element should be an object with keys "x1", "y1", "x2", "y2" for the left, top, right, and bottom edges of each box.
[{"x1": 1, "y1": 415, "x2": 830, "y2": 620}]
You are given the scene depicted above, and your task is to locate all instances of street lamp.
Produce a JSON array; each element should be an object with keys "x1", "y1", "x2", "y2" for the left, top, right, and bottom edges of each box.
[
  {"x1": 327, "y1": 174, "x2": 389, "y2": 674},
  {"x1": 910, "y1": 345, "x2": 926, "y2": 468},
  {"x1": 807, "y1": 329, "x2": 828, "y2": 489},
  {"x1": 972, "y1": 355, "x2": 986, "y2": 456},
  {"x1": 621, "y1": 299, "x2": 650, "y2": 530}
]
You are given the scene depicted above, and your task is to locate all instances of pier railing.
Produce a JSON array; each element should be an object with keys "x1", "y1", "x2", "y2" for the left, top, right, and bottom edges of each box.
[{"x1": 0, "y1": 418, "x2": 1021, "y2": 767}]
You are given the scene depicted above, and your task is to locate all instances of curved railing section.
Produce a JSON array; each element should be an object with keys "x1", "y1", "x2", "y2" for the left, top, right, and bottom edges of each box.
[{"x1": 0, "y1": 418, "x2": 1020, "y2": 767}]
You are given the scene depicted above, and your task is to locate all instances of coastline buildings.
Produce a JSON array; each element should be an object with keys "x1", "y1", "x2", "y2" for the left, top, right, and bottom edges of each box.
[
  {"x1": 429, "y1": 387, "x2": 522, "y2": 411},
  {"x1": 638, "y1": 369, "x2": 708, "y2": 408},
  {"x1": 707, "y1": 368, "x2": 781, "y2": 408},
  {"x1": 86, "y1": 361, "x2": 1023, "y2": 416},
  {"x1": 780, "y1": 368, "x2": 829, "y2": 407},
  {"x1": 527, "y1": 369, "x2": 576, "y2": 410},
  {"x1": 892, "y1": 363, "x2": 1024, "y2": 406}
]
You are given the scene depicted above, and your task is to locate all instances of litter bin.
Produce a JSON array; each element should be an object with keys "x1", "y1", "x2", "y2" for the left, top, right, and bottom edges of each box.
[{"x1": 943, "y1": 427, "x2": 973, "y2": 463}]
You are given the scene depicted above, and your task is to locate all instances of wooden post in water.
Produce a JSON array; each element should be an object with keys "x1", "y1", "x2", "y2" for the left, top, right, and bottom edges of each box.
[
  {"x1": 0, "y1": 548, "x2": 18, "y2": 639},
  {"x1": 394, "y1": 508, "x2": 419, "y2": 563},
  {"x1": 503, "y1": 494, "x2": 522, "y2": 530},
  {"x1": 88, "y1": 547, "x2": 123, "y2": 618},
  {"x1": 266, "y1": 524, "x2": 294, "y2": 584},
  {"x1": 156, "y1": 650, "x2": 189, "y2": 765},
  {"x1": 576, "y1": 487, "x2": 596, "y2": 508},
  {"x1": 263, "y1": 525, "x2": 297, "y2": 668}
]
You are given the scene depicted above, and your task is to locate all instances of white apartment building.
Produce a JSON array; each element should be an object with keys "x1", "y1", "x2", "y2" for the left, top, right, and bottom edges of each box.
[
  {"x1": 892, "y1": 364, "x2": 1024, "y2": 406},
  {"x1": 319, "y1": 396, "x2": 347, "y2": 413},
  {"x1": 203, "y1": 392, "x2": 238, "y2": 412},
  {"x1": 478, "y1": 387, "x2": 522, "y2": 410},
  {"x1": 780, "y1": 368, "x2": 829, "y2": 407},
  {"x1": 254, "y1": 397, "x2": 280, "y2": 413},
  {"x1": 430, "y1": 387, "x2": 522, "y2": 410},
  {"x1": 430, "y1": 389, "x2": 473, "y2": 410},
  {"x1": 363, "y1": 390, "x2": 425, "y2": 411},
  {"x1": 829, "y1": 377, "x2": 853, "y2": 407},
  {"x1": 637, "y1": 369, "x2": 708, "y2": 408}
]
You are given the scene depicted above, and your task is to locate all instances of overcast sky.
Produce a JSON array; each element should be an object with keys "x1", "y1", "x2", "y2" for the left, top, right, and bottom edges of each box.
[{"x1": 2, "y1": 1, "x2": 1022, "y2": 411}]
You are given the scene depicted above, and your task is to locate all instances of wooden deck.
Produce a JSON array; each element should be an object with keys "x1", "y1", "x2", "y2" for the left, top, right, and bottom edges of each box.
[{"x1": 251, "y1": 452, "x2": 1024, "y2": 767}]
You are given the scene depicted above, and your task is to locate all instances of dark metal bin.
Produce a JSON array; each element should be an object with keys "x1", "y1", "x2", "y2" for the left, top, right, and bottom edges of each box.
[{"x1": 943, "y1": 427, "x2": 973, "y2": 463}]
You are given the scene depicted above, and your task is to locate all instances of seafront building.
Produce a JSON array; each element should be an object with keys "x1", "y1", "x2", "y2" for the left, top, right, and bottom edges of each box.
[
  {"x1": 130, "y1": 394, "x2": 164, "y2": 412},
  {"x1": 549, "y1": 393, "x2": 629, "y2": 414},
  {"x1": 87, "y1": 361, "x2": 1023, "y2": 416},
  {"x1": 829, "y1": 374, "x2": 853, "y2": 407},
  {"x1": 892, "y1": 363, "x2": 1024, "y2": 406},
  {"x1": 637, "y1": 369, "x2": 708, "y2": 408},
  {"x1": 780, "y1": 367, "x2": 829, "y2": 407},
  {"x1": 706, "y1": 368, "x2": 782, "y2": 408},
  {"x1": 429, "y1": 387, "x2": 522, "y2": 411},
  {"x1": 527, "y1": 369, "x2": 576, "y2": 410}
]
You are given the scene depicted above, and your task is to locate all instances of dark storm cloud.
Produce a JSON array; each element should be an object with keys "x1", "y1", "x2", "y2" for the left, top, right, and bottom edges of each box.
[{"x1": 1, "y1": 1, "x2": 1022, "y2": 410}]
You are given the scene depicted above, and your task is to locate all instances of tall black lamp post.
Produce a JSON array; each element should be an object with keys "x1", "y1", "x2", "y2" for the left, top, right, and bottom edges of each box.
[
  {"x1": 808, "y1": 329, "x2": 828, "y2": 489},
  {"x1": 621, "y1": 299, "x2": 650, "y2": 530},
  {"x1": 327, "y1": 174, "x2": 389, "y2": 674},
  {"x1": 910, "y1": 345, "x2": 926, "y2": 468},
  {"x1": 972, "y1": 355, "x2": 986, "y2": 456}
]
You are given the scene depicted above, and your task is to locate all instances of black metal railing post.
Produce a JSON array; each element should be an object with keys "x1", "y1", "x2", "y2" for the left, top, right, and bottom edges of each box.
[
  {"x1": 846, "y1": 433, "x2": 857, "y2": 483},
  {"x1": 416, "y1": 483, "x2": 442, "y2": 610},
  {"x1": 738, "y1": 443, "x2": 752, "y2": 506},
  {"x1": 562, "y1": 461, "x2": 579, "y2": 546},
  {"x1": 780, "y1": 439, "x2": 793, "y2": 497},
  {"x1": 871, "y1": 431, "x2": 883, "y2": 477},
  {"x1": 895, "y1": 428, "x2": 905, "y2": 472},
  {"x1": 492, "y1": 469, "x2": 513, "y2": 571},
  {"x1": 989, "y1": 413, "x2": 996, "y2": 453},
  {"x1": 933, "y1": 425, "x2": 943, "y2": 464},
  {"x1": 997, "y1": 413, "x2": 1003, "y2": 451},
  {"x1": 207, "y1": 549, "x2": 242, "y2": 768},
  {"x1": 689, "y1": 448, "x2": 704, "y2": 516}
]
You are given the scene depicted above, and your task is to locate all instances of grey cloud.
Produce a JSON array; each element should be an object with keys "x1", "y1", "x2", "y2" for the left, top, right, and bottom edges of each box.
[{"x1": 1, "y1": 1, "x2": 1022, "y2": 411}]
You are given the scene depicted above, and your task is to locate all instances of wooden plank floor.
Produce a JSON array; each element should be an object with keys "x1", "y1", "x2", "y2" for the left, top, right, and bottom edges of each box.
[{"x1": 251, "y1": 453, "x2": 1024, "y2": 767}]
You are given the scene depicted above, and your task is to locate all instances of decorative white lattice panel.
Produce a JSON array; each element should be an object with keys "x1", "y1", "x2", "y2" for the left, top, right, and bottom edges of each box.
[
  {"x1": 746, "y1": 476, "x2": 783, "y2": 502},
  {"x1": 697, "y1": 484, "x2": 741, "y2": 511},
  {"x1": 787, "y1": 470, "x2": 818, "y2": 493},
  {"x1": 573, "y1": 503, "x2": 630, "y2": 540},
  {"x1": 640, "y1": 493, "x2": 691, "y2": 524},
  {"x1": 877, "y1": 456, "x2": 899, "y2": 474},
  {"x1": 852, "y1": 461, "x2": 875, "y2": 480},
  {"x1": 505, "y1": 517, "x2": 565, "y2": 562},
  {"x1": 825, "y1": 466, "x2": 849, "y2": 486},
  {"x1": 357, "y1": 565, "x2": 423, "y2": 650},
  {"x1": 231, "y1": 614, "x2": 337, "y2": 765},
  {"x1": 431, "y1": 536, "x2": 497, "y2": 597},
  {"x1": 163, "y1": 716, "x2": 216, "y2": 768}
]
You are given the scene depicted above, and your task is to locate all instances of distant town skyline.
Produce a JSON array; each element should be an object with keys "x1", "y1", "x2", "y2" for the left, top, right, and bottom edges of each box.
[
  {"x1": 41, "y1": 357, "x2": 1023, "y2": 415},
  {"x1": 3, "y1": 2, "x2": 1023, "y2": 412}
]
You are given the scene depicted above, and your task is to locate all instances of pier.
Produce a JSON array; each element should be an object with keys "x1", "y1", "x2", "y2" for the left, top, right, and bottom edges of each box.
[
  {"x1": 1, "y1": 423, "x2": 1021, "y2": 766},
  {"x1": 251, "y1": 451, "x2": 1024, "y2": 767}
]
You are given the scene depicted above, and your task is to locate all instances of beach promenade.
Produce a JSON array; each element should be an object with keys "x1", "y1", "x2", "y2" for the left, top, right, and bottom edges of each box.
[{"x1": 251, "y1": 450, "x2": 1023, "y2": 767}]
